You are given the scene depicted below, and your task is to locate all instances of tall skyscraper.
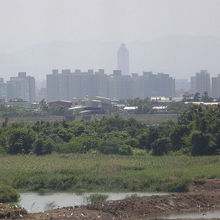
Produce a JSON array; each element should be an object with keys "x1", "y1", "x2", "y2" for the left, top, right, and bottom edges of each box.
[{"x1": 117, "y1": 43, "x2": 129, "y2": 75}]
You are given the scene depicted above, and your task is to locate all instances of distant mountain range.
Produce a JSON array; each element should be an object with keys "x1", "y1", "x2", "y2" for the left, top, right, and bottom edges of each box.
[{"x1": 0, "y1": 36, "x2": 220, "y2": 80}]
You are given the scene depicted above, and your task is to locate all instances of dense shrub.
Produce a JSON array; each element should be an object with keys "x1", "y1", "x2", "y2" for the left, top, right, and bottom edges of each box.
[
  {"x1": 152, "y1": 137, "x2": 171, "y2": 156},
  {"x1": 99, "y1": 137, "x2": 132, "y2": 155},
  {"x1": 191, "y1": 131, "x2": 215, "y2": 156},
  {"x1": 165, "y1": 179, "x2": 191, "y2": 192},
  {"x1": 0, "y1": 185, "x2": 19, "y2": 203},
  {"x1": 33, "y1": 138, "x2": 55, "y2": 155}
]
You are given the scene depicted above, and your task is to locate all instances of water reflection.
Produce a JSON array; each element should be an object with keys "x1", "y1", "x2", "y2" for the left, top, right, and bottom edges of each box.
[{"x1": 168, "y1": 209, "x2": 220, "y2": 219}]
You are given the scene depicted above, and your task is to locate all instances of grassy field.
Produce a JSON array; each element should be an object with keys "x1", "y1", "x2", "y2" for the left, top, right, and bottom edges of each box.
[{"x1": 0, "y1": 154, "x2": 220, "y2": 193}]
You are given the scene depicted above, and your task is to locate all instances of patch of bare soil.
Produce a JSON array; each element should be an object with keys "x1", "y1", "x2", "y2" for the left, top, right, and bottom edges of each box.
[
  {"x1": 87, "y1": 192, "x2": 220, "y2": 219},
  {"x1": 2, "y1": 179, "x2": 220, "y2": 220},
  {"x1": 192, "y1": 179, "x2": 220, "y2": 192},
  {"x1": 0, "y1": 204, "x2": 27, "y2": 219}
]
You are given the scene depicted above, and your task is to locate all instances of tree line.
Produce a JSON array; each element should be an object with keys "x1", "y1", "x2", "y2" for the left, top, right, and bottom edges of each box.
[{"x1": 0, "y1": 105, "x2": 219, "y2": 156}]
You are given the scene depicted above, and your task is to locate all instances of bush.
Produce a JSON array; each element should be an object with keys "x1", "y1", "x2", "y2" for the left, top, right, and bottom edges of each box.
[
  {"x1": 86, "y1": 193, "x2": 108, "y2": 203},
  {"x1": 118, "y1": 144, "x2": 133, "y2": 155},
  {"x1": 99, "y1": 137, "x2": 132, "y2": 155},
  {"x1": 33, "y1": 138, "x2": 55, "y2": 155},
  {"x1": 191, "y1": 131, "x2": 215, "y2": 156},
  {"x1": 165, "y1": 179, "x2": 191, "y2": 192},
  {"x1": 0, "y1": 185, "x2": 20, "y2": 203},
  {"x1": 152, "y1": 137, "x2": 171, "y2": 156}
]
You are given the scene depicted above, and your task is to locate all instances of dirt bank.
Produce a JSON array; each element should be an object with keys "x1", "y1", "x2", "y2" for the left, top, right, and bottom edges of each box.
[
  {"x1": 26, "y1": 192, "x2": 220, "y2": 219},
  {"x1": 0, "y1": 204, "x2": 27, "y2": 219},
  {"x1": 2, "y1": 179, "x2": 220, "y2": 220}
]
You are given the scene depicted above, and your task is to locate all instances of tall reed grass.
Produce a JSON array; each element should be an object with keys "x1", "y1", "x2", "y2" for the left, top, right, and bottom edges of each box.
[{"x1": 0, "y1": 154, "x2": 219, "y2": 192}]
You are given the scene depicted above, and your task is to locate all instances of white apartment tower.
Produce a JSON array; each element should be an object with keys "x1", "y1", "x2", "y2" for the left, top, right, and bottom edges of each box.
[
  {"x1": 6, "y1": 72, "x2": 35, "y2": 102},
  {"x1": 212, "y1": 74, "x2": 220, "y2": 98},
  {"x1": 190, "y1": 70, "x2": 211, "y2": 95},
  {"x1": 117, "y1": 43, "x2": 129, "y2": 75}
]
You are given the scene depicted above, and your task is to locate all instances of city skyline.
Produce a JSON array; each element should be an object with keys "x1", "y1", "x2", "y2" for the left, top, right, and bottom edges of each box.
[
  {"x1": 1, "y1": 37, "x2": 220, "y2": 81},
  {"x1": 1, "y1": 68, "x2": 220, "y2": 103}
]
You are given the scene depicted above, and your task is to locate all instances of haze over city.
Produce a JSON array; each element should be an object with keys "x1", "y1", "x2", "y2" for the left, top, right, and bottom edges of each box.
[{"x1": 1, "y1": 0, "x2": 220, "y2": 80}]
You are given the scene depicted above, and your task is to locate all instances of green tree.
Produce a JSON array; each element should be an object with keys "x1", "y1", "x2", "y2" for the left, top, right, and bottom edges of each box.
[
  {"x1": 201, "y1": 91, "x2": 212, "y2": 102},
  {"x1": 33, "y1": 138, "x2": 54, "y2": 155},
  {"x1": 2, "y1": 117, "x2": 8, "y2": 128},
  {"x1": 8, "y1": 128, "x2": 34, "y2": 154},
  {"x1": 39, "y1": 99, "x2": 48, "y2": 111},
  {"x1": 152, "y1": 137, "x2": 171, "y2": 156},
  {"x1": 193, "y1": 92, "x2": 201, "y2": 101},
  {"x1": 170, "y1": 125, "x2": 190, "y2": 151},
  {"x1": 191, "y1": 131, "x2": 215, "y2": 156}
]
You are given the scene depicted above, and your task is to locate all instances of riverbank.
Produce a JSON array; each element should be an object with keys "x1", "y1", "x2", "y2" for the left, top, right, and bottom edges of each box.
[
  {"x1": 1, "y1": 154, "x2": 220, "y2": 193},
  {"x1": 27, "y1": 179, "x2": 220, "y2": 219},
  {"x1": 2, "y1": 179, "x2": 220, "y2": 219}
]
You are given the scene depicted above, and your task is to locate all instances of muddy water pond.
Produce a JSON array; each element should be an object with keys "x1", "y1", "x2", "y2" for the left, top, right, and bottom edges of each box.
[
  {"x1": 168, "y1": 210, "x2": 220, "y2": 219},
  {"x1": 20, "y1": 192, "x2": 167, "y2": 213}
]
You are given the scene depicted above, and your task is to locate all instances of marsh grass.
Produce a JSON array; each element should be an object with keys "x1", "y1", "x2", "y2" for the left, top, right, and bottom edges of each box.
[
  {"x1": 125, "y1": 193, "x2": 139, "y2": 199},
  {"x1": 0, "y1": 154, "x2": 220, "y2": 193},
  {"x1": 86, "y1": 193, "x2": 108, "y2": 203}
]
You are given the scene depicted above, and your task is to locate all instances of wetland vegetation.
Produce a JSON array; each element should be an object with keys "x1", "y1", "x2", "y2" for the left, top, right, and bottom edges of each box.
[{"x1": 0, "y1": 154, "x2": 220, "y2": 192}]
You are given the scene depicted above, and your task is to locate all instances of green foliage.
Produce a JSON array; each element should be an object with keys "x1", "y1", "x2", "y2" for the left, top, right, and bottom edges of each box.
[
  {"x1": 191, "y1": 131, "x2": 215, "y2": 156},
  {"x1": 8, "y1": 128, "x2": 35, "y2": 154},
  {"x1": 170, "y1": 125, "x2": 190, "y2": 151},
  {"x1": 86, "y1": 194, "x2": 108, "y2": 203},
  {"x1": 0, "y1": 105, "x2": 219, "y2": 156},
  {"x1": 99, "y1": 133, "x2": 133, "y2": 155},
  {"x1": 125, "y1": 193, "x2": 138, "y2": 199},
  {"x1": 48, "y1": 105, "x2": 67, "y2": 116},
  {"x1": 0, "y1": 105, "x2": 38, "y2": 117},
  {"x1": 0, "y1": 185, "x2": 19, "y2": 203},
  {"x1": 165, "y1": 179, "x2": 191, "y2": 192},
  {"x1": 152, "y1": 137, "x2": 171, "y2": 156},
  {"x1": 33, "y1": 138, "x2": 55, "y2": 155},
  {"x1": 39, "y1": 99, "x2": 48, "y2": 111},
  {"x1": 2, "y1": 117, "x2": 8, "y2": 128}
]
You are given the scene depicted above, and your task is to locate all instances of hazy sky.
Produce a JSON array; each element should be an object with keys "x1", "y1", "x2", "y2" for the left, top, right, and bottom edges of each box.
[{"x1": 1, "y1": 0, "x2": 220, "y2": 52}]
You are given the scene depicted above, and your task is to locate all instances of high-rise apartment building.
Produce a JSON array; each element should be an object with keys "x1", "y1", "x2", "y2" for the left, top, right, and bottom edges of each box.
[
  {"x1": 47, "y1": 69, "x2": 108, "y2": 102},
  {"x1": 6, "y1": 72, "x2": 36, "y2": 102},
  {"x1": 0, "y1": 78, "x2": 6, "y2": 99},
  {"x1": 117, "y1": 43, "x2": 129, "y2": 75},
  {"x1": 212, "y1": 74, "x2": 220, "y2": 98},
  {"x1": 190, "y1": 70, "x2": 211, "y2": 95},
  {"x1": 47, "y1": 69, "x2": 175, "y2": 101},
  {"x1": 190, "y1": 76, "x2": 196, "y2": 94}
]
